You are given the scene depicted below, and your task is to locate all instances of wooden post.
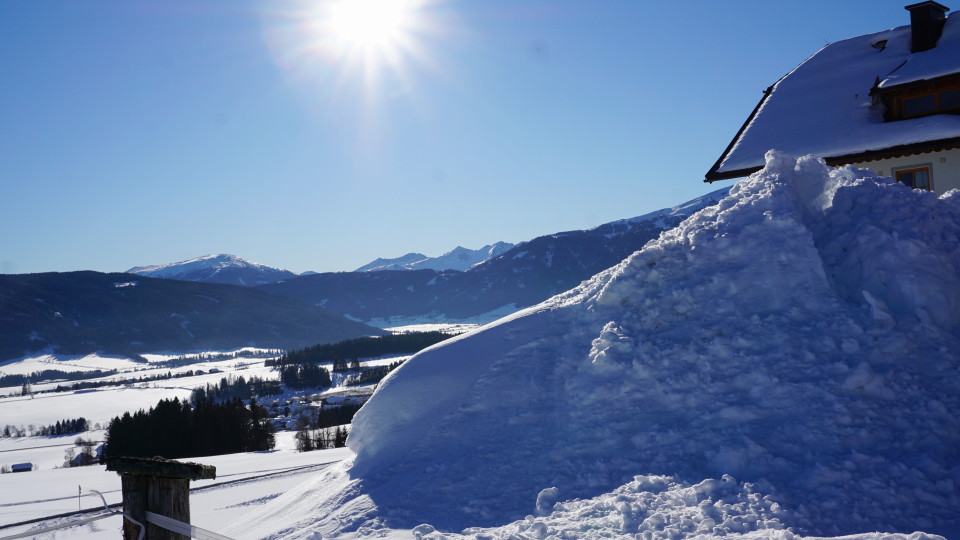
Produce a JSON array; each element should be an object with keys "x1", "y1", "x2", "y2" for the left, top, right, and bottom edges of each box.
[{"x1": 107, "y1": 456, "x2": 216, "y2": 540}]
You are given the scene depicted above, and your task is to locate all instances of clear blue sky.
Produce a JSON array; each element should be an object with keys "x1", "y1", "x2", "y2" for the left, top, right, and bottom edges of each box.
[{"x1": 0, "y1": 0, "x2": 920, "y2": 275}]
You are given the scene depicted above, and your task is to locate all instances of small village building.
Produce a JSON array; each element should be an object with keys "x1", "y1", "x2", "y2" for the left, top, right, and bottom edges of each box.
[
  {"x1": 706, "y1": 2, "x2": 960, "y2": 195},
  {"x1": 70, "y1": 451, "x2": 98, "y2": 467},
  {"x1": 11, "y1": 462, "x2": 34, "y2": 473}
]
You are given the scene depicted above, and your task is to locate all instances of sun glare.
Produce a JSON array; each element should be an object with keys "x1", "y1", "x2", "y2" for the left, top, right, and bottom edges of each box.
[
  {"x1": 261, "y1": 0, "x2": 441, "y2": 107},
  {"x1": 329, "y1": 0, "x2": 417, "y2": 51}
]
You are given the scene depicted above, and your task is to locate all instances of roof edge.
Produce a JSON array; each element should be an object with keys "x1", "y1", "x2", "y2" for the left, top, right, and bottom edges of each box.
[
  {"x1": 826, "y1": 136, "x2": 960, "y2": 165},
  {"x1": 705, "y1": 136, "x2": 960, "y2": 182},
  {"x1": 705, "y1": 46, "x2": 830, "y2": 184},
  {"x1": 703, "y1": 85, "x2": 776, "y2": 183}
]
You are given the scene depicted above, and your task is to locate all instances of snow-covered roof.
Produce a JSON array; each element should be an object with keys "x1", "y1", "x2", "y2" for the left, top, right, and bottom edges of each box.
[{"x1": 707, "y1": 10, "x2": 960, "y2": 180}]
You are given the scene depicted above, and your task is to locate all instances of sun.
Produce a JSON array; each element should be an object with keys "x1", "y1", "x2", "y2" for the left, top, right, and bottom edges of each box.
[
  {"x1": 259, "y1": 0, "x2": 439, "y2": 103},
  {"x1": 328, "y1": 0, "x2": 418, "y2": 53}
]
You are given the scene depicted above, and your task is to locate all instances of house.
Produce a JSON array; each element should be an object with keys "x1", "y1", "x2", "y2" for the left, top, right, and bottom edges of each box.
[
  {"x1": 11, "y1": 462, "x2": 34, "y2": 473},
  {"x1": 69, "y1": 452, "x2": 97, "y2": 467},
  {"x1": 706, "y1": 2, "x2": 960, "y2": 195}
]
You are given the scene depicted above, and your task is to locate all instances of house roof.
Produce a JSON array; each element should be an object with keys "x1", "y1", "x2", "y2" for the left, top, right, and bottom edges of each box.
[{"x1": 706, "y1": 11, "x2": 960, "y2": 181}]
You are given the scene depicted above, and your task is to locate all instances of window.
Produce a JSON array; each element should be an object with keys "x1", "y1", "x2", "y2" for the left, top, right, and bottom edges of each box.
[
  {"x1": 894, "y1": 166, "x2": 932, "y2": 191},
  {"x1": 879, "y1": 76, "x2": 960, "y2": 121},
  {"x1": 894, "y1": 84, "x2": 960, "y2": 119},
  {"x1": 941, "y1": 89, "x2": 960, "y2": 109},
  {"x1": 902, "y1": 95, "x2": 937, "y2": 116}
]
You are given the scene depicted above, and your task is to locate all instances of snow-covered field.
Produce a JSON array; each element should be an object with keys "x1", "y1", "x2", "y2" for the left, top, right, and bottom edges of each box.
[
  {"x1": 0, "y1": 433, "x2": 354, "y2": 539},
  {"x1": 0, "y1": 350, "x2": 283, "y2": 428}
]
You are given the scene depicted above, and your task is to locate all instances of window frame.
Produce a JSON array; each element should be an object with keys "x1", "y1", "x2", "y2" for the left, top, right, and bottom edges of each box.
[
  {"x1": 887, "y1": 77, "x2": 960, "y2": 120},
  {"x1": 892, "y1": 164, "x2": 934, "y2": 191}
]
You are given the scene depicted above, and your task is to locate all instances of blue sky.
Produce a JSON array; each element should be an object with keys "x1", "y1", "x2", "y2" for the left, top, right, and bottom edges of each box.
[{"x1": 0, "y1": 1, "x2": 921, "y2": 275}]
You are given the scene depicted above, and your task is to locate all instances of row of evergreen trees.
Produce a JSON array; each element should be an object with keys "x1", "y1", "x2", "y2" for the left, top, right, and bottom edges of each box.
[
  {"x1": 190, "y1": 375, "x2": 283, "y2": 404},
  {"x1": 295, "y1": 426, "x2": 348, "y2": 452},
  {"x1": 105, "y1": 397, "x2": 274, "y2": 459},
  {"x1": 344, "y1": 360, "x2": 406, "y2": 386},
  {"x1": 269, "y1": 331, "x2": 455, "y2": 367},
  {"x1": 0, "y1": 369, "x2": 117, "y2": 388},
  {"x1": 279, "y1": 364, "x2": 332, "y2": 389},
  {"x1": 54, "y1": 369, "x2": 199, "y2": 394},
  {"x1": 2, "y1": 417, "x2": 90, "y2": 438}
]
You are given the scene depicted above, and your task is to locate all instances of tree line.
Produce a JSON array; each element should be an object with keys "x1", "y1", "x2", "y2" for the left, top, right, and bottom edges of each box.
[
  {"x1": 344, "y1": 360, "x2": 406, "y2": 386},
  {"x1": 53, "y1": 369, "x2": 200, "y2": 394},
  {"x1": 279, "y1": 364, "x2": 332, "y2": 389},
  {"x1": 295, "y1": 426, "x2": 348, "y2": 452},
  {"x1": 268, "y1": 331, "x2": 455, "y2": 367},
  {"x1": 3, "y1": 417, "x2": 91, "y2": 438},
  {"x1": 105, "y1": 397, "x2": 274, "y2": 459},
  {"x1": 0, "y1": 369, "x2": 118, "y2": 388},
  {"x1": 190, "y1": 375, "x2": 282, "y2": 404},
  {"x1": 157, "y1": 349, "x2": 283, "y2": 368}
]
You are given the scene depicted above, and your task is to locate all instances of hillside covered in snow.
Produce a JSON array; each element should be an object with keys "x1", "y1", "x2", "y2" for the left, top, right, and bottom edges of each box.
[
  {"x1": 229, "y1": 153, "x2": 960, "y2": 539},
  {"x1": 128, "y1": 254, "x2": 297, "y2": 286}
]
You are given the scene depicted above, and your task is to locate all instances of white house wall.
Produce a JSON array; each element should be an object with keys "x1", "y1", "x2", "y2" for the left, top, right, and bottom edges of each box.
[{"x1": 847, "y1": 147, "x2": 960, "y2": 195}]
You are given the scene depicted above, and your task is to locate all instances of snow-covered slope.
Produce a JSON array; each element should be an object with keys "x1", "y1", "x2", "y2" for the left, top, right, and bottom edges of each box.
[
  {"x1": 127, "y1": 254, "x2": 297, "y2": 286},
  {"x1": 354, "y1": 252, "x2": 430, "y2": 272},
  {"x1": 232, "y1": 153, "x2": 959, "y2": 539},
  {"x1": 355, "y1": 243, "x2": 516, "y2": 272}
]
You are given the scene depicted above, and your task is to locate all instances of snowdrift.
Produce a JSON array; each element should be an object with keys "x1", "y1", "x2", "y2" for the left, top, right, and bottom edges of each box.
[{"x1": 231, "y1": 153, "x2": 960, "y2": 539}]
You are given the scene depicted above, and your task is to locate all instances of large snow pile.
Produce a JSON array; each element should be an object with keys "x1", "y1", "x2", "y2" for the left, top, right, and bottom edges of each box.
[{"x1": 230, "y1": 153, "x2": 960, "y2": 539}]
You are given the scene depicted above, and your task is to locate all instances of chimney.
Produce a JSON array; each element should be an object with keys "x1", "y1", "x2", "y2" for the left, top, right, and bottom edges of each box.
[{"x1": 905, "y1": 1, "x2": 950, "y2": 52}]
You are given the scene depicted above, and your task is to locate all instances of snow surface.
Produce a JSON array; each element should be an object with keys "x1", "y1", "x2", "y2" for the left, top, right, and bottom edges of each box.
[
  {"x1": 716, "y1": 12, "x2": 960, "y2": 174},
  {"x1": 232, "y1": 153, "x2": 959, "y2": 539},
  {"x1": 878, "y1": 10, "x2": 960, "y2": 89},
  {"x1": 0, "y1": 435, "x2": 353, "y2": 538},
  {"x1": 362, "y1": 304, "x2": 522, "y2": 329},
  {"x1": 597, "y1": 187, "x2": 729, "y2": 238}
]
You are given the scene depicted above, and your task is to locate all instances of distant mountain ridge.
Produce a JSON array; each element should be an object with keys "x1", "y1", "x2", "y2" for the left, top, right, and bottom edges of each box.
[
  {"x1": 0, "y1": 272, "x2": 384, "y2": 362},
  {"x1": 355, "y1": 242, "x2": 516, "y2": 272},
  {"x1": 128, "y1": 254, "x2": 297, "y2": 286},
  {"x1": 354, "y1": 253, "x2": 429, "y2": 272},
  {"x1": 261, "y1": 188, "x2": 728, "y2": 324}
]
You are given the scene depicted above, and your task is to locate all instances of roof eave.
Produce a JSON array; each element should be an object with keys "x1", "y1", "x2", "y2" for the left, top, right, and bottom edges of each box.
[
  {"x1": 705, "y1": 136, "x2": 960, "y2": 183},
  {"x1": 704, "y1": 84, "x2": 777, "y2": 183},
  {"x1": 826, "y1": 136, "x2": 960, "y2": 165},
  {"x1": 876, "y1": 70, "x2": 960, "y2": 93}
]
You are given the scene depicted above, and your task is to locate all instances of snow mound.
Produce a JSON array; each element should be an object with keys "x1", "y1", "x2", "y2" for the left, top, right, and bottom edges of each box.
[{"x1": 236, "y1": 153, "x2": 960, "y2": 538}]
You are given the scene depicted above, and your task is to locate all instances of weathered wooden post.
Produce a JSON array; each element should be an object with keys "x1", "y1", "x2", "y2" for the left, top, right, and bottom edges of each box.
[{"x1": 107, "y1": 456, "x2": 216, "y2": 540}]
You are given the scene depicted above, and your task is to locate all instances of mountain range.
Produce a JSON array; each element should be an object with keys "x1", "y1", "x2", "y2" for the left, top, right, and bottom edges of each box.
[
  {"x1": 354, "y1": 242, "x2": 516, "y2": 272},
  {"x1": 260, "y1": 188, "x2": 728, "y2": 324},
  {"x1": 0, "y1": 189, "x2": 727, "y2": 361}
]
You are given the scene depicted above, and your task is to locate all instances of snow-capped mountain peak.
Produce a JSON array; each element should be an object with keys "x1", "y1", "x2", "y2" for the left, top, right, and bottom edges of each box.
[
  {"x1": 127, "y1": 254, "x2": 297, "y2": 286},
  {"x1": 353, "y1": 253, "x2": 430, "y2": 272},
  {"x1": 355, "y1": 242, "x2": 516, "y2": 273}
]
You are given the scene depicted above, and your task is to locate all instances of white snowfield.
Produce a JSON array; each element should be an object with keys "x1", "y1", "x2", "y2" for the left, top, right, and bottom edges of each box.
[
  {"x1": 228, "y1": 152, "x2": 959, "y2": 539},
  {"x1": 0, "y1": 435, "x2": 353, "y2": 539}
]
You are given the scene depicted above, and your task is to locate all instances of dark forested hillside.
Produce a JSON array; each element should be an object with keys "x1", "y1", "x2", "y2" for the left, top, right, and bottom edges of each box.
[{"x1": 0, "y1": 271, "x2": 384, "y2": 361}]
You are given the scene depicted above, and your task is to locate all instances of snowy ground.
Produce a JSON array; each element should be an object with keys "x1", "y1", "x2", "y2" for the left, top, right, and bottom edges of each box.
[
  {"x1": 0, "y1": 433, "x2": 354, "y2": 539},
  {"x1": 228, "y1": 154, "x2": 959, "y2": 539},
  {"x1": 0, "y1": 350, "x2": 284, "y2": 428}
]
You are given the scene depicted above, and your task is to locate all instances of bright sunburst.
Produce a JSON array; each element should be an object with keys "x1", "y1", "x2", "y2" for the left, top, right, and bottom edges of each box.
[
  {"x1": 260, "y1": 0, "x2": 440, "y2": 111},
  {"x1": 329, "y1": 0, "x2": 415, "y2": 50}
]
